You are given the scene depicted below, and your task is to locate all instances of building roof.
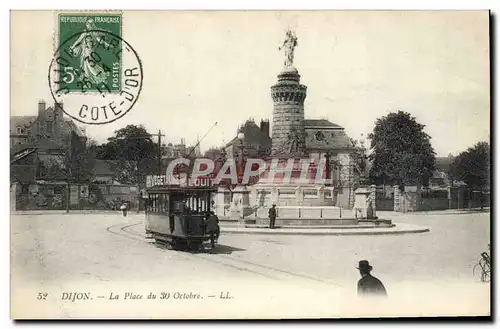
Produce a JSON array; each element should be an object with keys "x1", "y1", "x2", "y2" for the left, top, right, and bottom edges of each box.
[
  {"x1": 10, "y1": 116, "x2": 36, "y2": 133},
  {"x1": 10, "y1": 106, "x2": 85, "y2": 138},
  {"x1": 93, "y1": 159, "x2": 116, "y2": 176},
  {"x1": 304, "y1": 119, "x2": 343, "y2": 129},
  {"x1": 226, "y1": 120, "x2": 272, "y2": 150},
  {"x1": 435, "y1": 156, "x2": 454, "y2": 172},
  {"x1": 10, "y1": 138, "x2": 65, "y2": 156},
  {"x1": 63, "y1": 118, "x2": 85, "y2": 137},
  {"x1": 432, "y1": 170, "x2": 448, "y2": 179}
]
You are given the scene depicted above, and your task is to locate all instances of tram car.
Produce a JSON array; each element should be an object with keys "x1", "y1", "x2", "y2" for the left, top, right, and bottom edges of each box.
[{"x1": 145, "y1": 185, "x2": 220, "y2": 251}]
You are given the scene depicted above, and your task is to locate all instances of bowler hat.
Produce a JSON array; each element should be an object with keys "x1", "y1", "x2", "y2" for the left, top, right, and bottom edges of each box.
[{"x1": 357, "y1": 260, "x2": 373, "y2": 272}]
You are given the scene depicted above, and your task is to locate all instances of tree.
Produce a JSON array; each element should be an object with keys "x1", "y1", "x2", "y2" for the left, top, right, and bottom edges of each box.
[
  {"x1": 449, "y1": 141, "x2": 490, "y2": 191},
  {"x1": 96, "y1": 125, "x2": 158, "y2": 184},
  {"x1": 97, "y1": 125, "x2": 156, "y2": 160},
  {"x1": 42, "y1": 132, "x2": 96, "y2": 212},
  {"x1": 368, "y1": 111, "x2": 436, "y2": 188}
]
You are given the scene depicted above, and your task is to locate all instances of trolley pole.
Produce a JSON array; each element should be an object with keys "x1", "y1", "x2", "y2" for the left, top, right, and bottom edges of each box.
[{"x1": 157, "y1": 130, "x2": 163, "y2": 176}]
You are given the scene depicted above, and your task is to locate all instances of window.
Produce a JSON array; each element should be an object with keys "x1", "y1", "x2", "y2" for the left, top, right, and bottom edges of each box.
[
  {"x1": 159, "y1": 194, "x2": 164, "y2": 213},
  {"x1": 147, "y1": 194, "x2": 155, "y2": 212},
  {"x1": 147, "y1": 193, "x2": 171, "y2": 214}
]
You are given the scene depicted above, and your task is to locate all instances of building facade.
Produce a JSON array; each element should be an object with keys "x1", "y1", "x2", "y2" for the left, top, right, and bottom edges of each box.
[
  {"x1": 10, "y1": 100, "x2": 85, "y2": 148},
  {"x1": 224, "y1": 119, "x2": 272, "y2": 158}
]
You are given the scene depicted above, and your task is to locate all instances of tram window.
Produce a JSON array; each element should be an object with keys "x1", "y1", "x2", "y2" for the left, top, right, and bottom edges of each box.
[
  {"x1": 164, "y1": 194, "x2": 170, "y2": 213},
  {"x1": 148, "y1": 195, "x2": 152, "y2": 212},
  {"x1": 150, "y1": 194, "x2": 157, "y2": 213},
  {"x1": 160, "y1": 194, "x2": 166, "y2": 213}
]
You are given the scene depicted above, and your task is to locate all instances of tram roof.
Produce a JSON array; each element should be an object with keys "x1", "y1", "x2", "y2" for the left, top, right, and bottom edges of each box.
[{"x1": 146, "y1": 185, "x2": 218, "y2": 194}]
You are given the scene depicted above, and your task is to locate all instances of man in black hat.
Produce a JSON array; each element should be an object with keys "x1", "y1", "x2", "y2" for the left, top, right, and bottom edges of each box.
[
  {"x1": 357, "y1": 260, "x2": 387, "y2": 297},
  {"x1": 268, "y1": 204, "x2": 277, "y2": 229}
]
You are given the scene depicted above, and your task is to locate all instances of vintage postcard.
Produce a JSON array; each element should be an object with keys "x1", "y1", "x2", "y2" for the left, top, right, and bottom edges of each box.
[{"x1": 10, "y1": 10, "x2": 491, "y2": 319}]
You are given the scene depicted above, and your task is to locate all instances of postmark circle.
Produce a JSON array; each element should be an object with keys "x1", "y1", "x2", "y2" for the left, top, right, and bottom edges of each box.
[{"x1": 48, "y1": 29, "x2": 143, "y2": 125}]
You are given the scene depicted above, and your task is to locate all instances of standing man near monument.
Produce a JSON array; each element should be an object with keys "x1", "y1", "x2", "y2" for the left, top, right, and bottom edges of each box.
[{"x1": 268, "y1": 204, "x2": 277, "y2": 229}]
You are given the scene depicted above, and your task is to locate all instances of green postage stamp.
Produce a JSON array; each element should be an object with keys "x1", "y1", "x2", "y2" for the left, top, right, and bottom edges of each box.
[
  {"x1": 50, "y1": 12, "x2": 142, "y2": 125},
  {"x1": 58, "y1": 13, "x2": 122, "y2": 93}
]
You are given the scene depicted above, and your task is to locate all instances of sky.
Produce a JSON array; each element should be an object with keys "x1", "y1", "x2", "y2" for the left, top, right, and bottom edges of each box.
[{"x1": 10, "y1": 10, "x2": 490, "y2": 156}]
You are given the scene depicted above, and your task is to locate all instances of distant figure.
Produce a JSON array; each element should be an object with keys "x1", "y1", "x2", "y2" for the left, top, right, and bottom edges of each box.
[
  {"x1": 357, "y1": 260, "x2": 387, "y2": 297},
  {"x1": 268, "y1": 204, "x2": 277, "y2": 229},
  {"x1": 480, "y1": 192, "x2": 485, "y2": 211},
  {"x1": 120, "y1": 203, "x2": 128, "y2": 217}
]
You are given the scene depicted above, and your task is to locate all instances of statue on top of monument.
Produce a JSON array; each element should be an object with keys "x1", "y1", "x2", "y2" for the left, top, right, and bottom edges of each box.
[{"x1": 279, "y1": 29, "x2": 298, "y2": 68}]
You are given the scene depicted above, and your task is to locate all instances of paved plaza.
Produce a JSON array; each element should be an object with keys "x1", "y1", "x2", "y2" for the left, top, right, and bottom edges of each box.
[{"x1": 11, "y1": 210, "x2": 490, "y2": 318}]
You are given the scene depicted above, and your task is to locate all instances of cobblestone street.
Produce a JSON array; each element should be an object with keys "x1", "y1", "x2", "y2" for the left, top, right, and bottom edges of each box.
[{"x1": 11, "y1": 210, "x2": 490, "y2": 318}]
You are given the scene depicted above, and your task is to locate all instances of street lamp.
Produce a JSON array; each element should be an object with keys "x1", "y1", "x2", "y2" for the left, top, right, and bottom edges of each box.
[{"x1": 235, "y1": 132, "x2": 246, "y2": 180}]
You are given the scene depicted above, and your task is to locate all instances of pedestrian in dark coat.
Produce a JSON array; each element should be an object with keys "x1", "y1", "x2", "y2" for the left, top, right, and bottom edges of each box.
[
  {"x1": 357, "y1": 260, "x2": 387, "y2": 297},
  {"x1": 268, "y1": 204, "x2": 277, "y2": 229},
  {"x1": 206, "y1": 211, "x2": 220, "y2": 248}
]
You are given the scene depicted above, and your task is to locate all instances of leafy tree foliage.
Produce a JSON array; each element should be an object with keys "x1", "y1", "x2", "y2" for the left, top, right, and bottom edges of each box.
[
  {"x1": 95, "y1": 125, "x2": 159, "y2": 184},
  {"x1": 96, "y1": 125, "x2": 156, "y2": 161},
  {"x1": 368, "y1": 111, "x2": 436, "y2": 188},
  {"x1": 68, "y1": 132, "x2": 96, "y2": 183},
  {"x1": 449, "y1": 141, "x2": 490, "y2": 190}
]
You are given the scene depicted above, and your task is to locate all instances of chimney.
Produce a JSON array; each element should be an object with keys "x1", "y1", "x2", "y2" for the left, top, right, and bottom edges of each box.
[
  {"x1": 260, "y1": 119, "x2": 270, "y2": 137},
  {"x1": 38, "y1": 100, "x2": 46, "y2": 116}
]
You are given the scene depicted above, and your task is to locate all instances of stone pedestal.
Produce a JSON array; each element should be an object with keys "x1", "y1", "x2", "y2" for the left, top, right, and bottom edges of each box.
[
  {"x1": 393, "y1": 185, "x2": 401, "y2": 212},
  {"x1": 228, "y1": 186, "x2": 253, "y2": 223},
  {"x1": 369, "y1": 185, "x2": 377, "y2": 218},
  {"x1": 352, "y1": 187, "x2": 375, "y2": 219},
  {"x1": 213, "y1": 187, "x2": 227, "y2": 216}
]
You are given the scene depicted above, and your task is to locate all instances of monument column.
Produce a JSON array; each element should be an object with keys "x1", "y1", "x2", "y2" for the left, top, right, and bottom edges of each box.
[{"x1": 271, "y1": 30, "x2": 307, "y2": 156}]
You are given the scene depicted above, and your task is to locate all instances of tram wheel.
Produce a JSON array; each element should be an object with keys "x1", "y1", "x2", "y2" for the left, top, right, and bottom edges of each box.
[
  {"x1": 171, "y1": 237, "x2": 180, "y2": 250},
  {"x1": 187, "y1": 239, "x2": 201, "y2": 252}
]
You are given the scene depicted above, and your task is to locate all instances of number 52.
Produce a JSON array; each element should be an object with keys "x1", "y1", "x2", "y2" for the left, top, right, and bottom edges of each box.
[{"x1": 37, "y1": 293, "x2": 48, "y2": 300}]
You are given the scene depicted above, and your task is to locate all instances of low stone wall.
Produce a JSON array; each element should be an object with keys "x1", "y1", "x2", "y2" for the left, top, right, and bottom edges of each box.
[
  {"x1": 255, "y1": 206, "x2": 343, "y2": 219},
  {"x1": 419, "y1": 198, "x2": 449, "y2": 211},
  {"x1": 255, "y1": 218, "x2": 357, "y2": 226},
  {"x1": 12, "y1": 182, "x2": 139, "y2": 211}
]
